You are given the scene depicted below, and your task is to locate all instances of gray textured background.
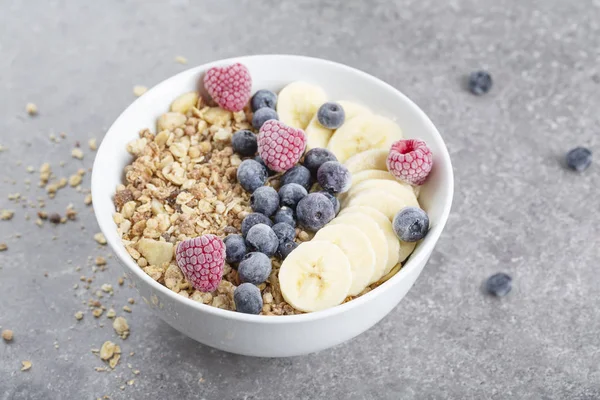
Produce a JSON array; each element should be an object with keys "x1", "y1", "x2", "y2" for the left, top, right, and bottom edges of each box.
[{"x1": 1, "y1": 0, "x2": 599, "y2": 399}]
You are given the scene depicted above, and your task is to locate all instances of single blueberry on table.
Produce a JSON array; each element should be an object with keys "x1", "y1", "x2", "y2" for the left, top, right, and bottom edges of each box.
[
  {"x1": 392, "y1": 207, "x2": 430, "y2": 242},
  {"x1": 277, "y1": 240, "x2": 298, "y2": 260},
  {"x1": 252, "y1": 107, "x2": 278, "y2": 130},
  {"x1": 234, "y1": 283, "x2": 263, "y2": 314},
  {"x1": 317, "y1": 102, "x2": 345, "y2": 129},
  {"x1": 317, "y1": 161, "x2": 352, "y2": 194},
  {"x1": 278, "y1": 183, "x2": 308, "y2": 209},
  {"x1": 565, "y1": 147, "x2": 592, "y2": 172},
  {"x1": 273, "y1": 206, "x2": 296, "y2": 227},
  {"x1": 231, "y1": 130, "x2": 258, "y2": 156},
  {"x1": 241, "y1": 213, "x2": 273, "y2": 237},
  {"x1": 250, "y1": 89, "x2": 277, "y2": 112},
  {"x1": 272, "y1": 222, "x2": 296, "y2": 244},
  {"x1": 223, "y1": 234, "x2": 247, "y2": 264},
  {"x1": 485, "y1": 273, "x2": 512, "y2": 297},
  {"x1": 237, "y1": 159, "x2": 267, "y2": 193},
  {"x1": 280, "y1": 165, "x2": 312, "y2": 190},
  {"x1": 245, "y1": 223, "x2": 279, "y2": 257},
  {"x1": 303, "y1": 148, "x2": 338, "y2": 178},
  {"x1": 250, "y1": 186, "x2": 279, "y2": 217},
  {"x1": 296, "y1": 192, "x2": 335, "y2": 232},
  {"x1": 318, "y1": 191, "x2": 340, "y2": 215},
  {"x1": 468, "y1": 70, "x2": 493, "y2": 95},
  {"x1": 238, "y1": 252, "x2": 272, "y2": 285},
  {"x1": 254, "y1": 156, "x2": 276, "y2": 176}
]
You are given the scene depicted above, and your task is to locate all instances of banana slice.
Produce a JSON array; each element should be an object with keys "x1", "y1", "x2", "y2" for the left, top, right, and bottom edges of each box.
[
  {"x1": 328, "y1": 214, "x2": 388, "y2": 283},
  {"x1": 344, "y1": 149, "x2": 389, "y2": 175},
  {"x1": 338, "y1": 206, "x2": 399, "y2": 275},
  {"x1": 305, "y1": 101, "x2": 372, "y2": 150},
  {"x1": 338, "y1": 169, "x2": 395, "y2": 204},
  {"x1": 314, "y1": 224, "x2": 376, "y2": 296},
  {"x1": 342, "y1": 179, "x2": 416, "y2": 208},
  {"x1": 327, "y1": 115, "x2": 403, "y2": 163},
  {"x1": 277, "y1": 82, "x2": 327, "y2": 130},
  {"x1": 279, "y1": 240, "x2": 352, "y2": 312},
  {"x1": 345, "y1": 189, "x2": 419, "y2": 221}
]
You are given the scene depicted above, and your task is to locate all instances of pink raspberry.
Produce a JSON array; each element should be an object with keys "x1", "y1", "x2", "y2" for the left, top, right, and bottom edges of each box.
[
  {"x1": 257, "y1": 120, "x2": 307, "y2": 172},
  {"x1": 386, "y1": 139, "x2": 433, "y2": 185},
  {"x1": 203, "y1": 63, "x2": 252, "y2": 112},
  {"x1": 175, "y1": 234, "x2": 226, "y2": 292}
]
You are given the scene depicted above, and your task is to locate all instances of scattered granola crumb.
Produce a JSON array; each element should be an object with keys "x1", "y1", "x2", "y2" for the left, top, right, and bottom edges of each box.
[
  {"x1": 127, "y1": 298, "x2": 135, "y2": 305},
  {"x1": 75, "y1": 311, "x2": 84, "y2": 320},
  {"x1": 133, "y1": 85, "x2": 148, "y2": 97},
  {"x1": 101, "y1": 284, "x2": 113, "y2": 293},
  {"x1": 68, "y1": 174, "x2": 82, "y2": 187},
  {"x1": 26, "y1": 166, "x2": 34, "y2": 173},
  {"x1": 106, "y1": 309, "x2": 116, "y2": 319},
  {"x1": 89, "y1": 138, "x2": 98, "y2": 151},
  {"x1": 48, "y1": 213, "x2": 61, "y2": 224},
  {"x1": 127, "y1": 379, "x2": 135, "y2": 386},
  {"x1": 113, "y1": 317, "x2": 129, "y2": 339},
  {"x1": 123, "y1": 306, "x2": 132, "y2": 313},
  {"x1": 92, "y1": 308, "x2": 104, "y2": 318},
  {"x1": 21, "y1": 361, "x2": 32, "y2": 371},
  {"x1": 84, "y1": 194, "x2": 92, "y2": 206},
  {"x1": 2, "y1": 329, "x2": 14, "y2": 342},
  {"x1": 175, "y1": 55, "x2": 188, "y2": 64},
  {"x1": 71, "y1": 148, "x2": 84, "y2": 160},
  {"x1": 1, "y1": 210, "x2": 14, "y2": 220},
  {"x1": 65, "y1": 207, "x2": 77, "y2": 221},
  {"x1": 94, "y1": 233, "x2": 107, "y2": 245},
  {"x1": 118, "y1": 277, "x2": 125, "y2": 286},
  {"x1": 0, "y1": 243, "x2": 7, "y2": 252},
  {"x1": 133, "y1": 369, "x2": 140, "y2": 375},
  {"x1": 26, "y1": 103, "x2": 38, "y2": 115},
  {"x1": 95, "y1": 256, "x2": 107, "y2": 266}
]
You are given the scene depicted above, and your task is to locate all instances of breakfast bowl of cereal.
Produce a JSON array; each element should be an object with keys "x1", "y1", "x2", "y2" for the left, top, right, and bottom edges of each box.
[{"x1": 91, "y1": 55, "x2": 453, "y2": 357}]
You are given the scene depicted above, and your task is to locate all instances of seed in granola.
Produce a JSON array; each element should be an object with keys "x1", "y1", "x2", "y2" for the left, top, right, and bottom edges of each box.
[
  {"x1": 94, "y1": 233, "x2": 107, "y2": 245},
  {"x1": 133, "y1": 85, "x2": 148, "y2": 97},
  {"x1": 2, "y1": 329, "x2": 14, "y2": 342},
  {"x1": 48, "y1": 213, "x2": 61, "y2": 224},
  {"x1": 26, "y1": 103, "x2": 38, "y2": 115},
  {"x1": 114, "y1": 189, "x2": 134, "y2": 211},
  {"x1": 71, "y1": 148, "x2": 84, "y2": 160}
]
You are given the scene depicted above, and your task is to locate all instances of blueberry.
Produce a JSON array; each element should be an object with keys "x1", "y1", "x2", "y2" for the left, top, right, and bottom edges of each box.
[
  {"x1": 392, "y1": 207, "x2": 430, "y2": 242},
  {"x1": 303, "y1": 148, "x2": 338, "y2": 178},
  {"x1": 566, "y1": 147, "x2": 592, "y2": 172},
  {"x1": 317, "y1": 102, "x2": 345, "y2": 129},
  {"x1": 237, "y1": 159, "x2": 267, "y2": 193},
  {"x1": 234, "y1": 283, "x2": 263, "y2": 314},
  {"x1": 252, "y1": 107, "x2": 278, "y2": 130},
  {"x1": 273, "y1": 206, "x2": 296, "y2": 227},
  {"x1": 318, "y1": 191, "x2": 340, "y2": 215},
  {"x1": 485, "y1": 273, "x2": 512, "y2": 297},
  {"x1": 277, "y1": 240, "x2": 298, "y2": 260},
  {"x1": 468, "y1": 70, "x2": 493, "y2": 95},
  {"x1": 250, "y1": 186, "x2": 279, "y2": 217},
  {"x1": 238, "y1": 252, "x2": 272, "y2": 284},
  {"x1": 241, "y1": 213, "x2": 272, "y2": 237},
  {"x1": 254, "y1": 156, "x2": 276, "y2": 176},
  {"x1": 223, "y1": 234, "x2": 247, "y2": 264},
  {"x1": 272, "y1": 222, "x2": 296, "y2": 244},
  {"x1": 250, "y1": 89, "x2": 277, "y2": 112},
  {"x1": 245, "y1": 223, "x2": 279, "y2": 257},
  {"x1": 280, "y1": 165, "x2": 312, "y2": 190},
  {"x1": 296, "y1": 192, "x2": 335, "y2": 232},
  {"x1": 278, "y1": 183, "x2": 308, "y2": 209},
  {"x1": 317, "y1": 161, "x2": 352, "y2": 194},
  {"x1": 231, "y1": 130, "x2": 258, "y2": 156}
]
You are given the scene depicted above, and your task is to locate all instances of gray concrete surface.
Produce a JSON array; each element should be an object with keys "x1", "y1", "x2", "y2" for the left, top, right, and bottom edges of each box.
[{"x1": 1, "y1": 0, "x2": 599, "y2": 398}]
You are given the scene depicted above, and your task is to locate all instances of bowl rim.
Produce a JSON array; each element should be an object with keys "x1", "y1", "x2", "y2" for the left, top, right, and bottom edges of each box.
[{"x1": 92, "y1": 54, "x2": 454, "y2": 324}]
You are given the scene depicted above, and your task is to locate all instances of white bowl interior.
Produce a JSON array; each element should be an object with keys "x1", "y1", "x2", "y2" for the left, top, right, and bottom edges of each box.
[{"x1": 92, "y1": 55, "x2": 453, "y2": 322}]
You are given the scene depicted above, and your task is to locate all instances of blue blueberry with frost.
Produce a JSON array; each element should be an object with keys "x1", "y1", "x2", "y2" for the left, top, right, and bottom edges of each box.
[
  {"x1": 245, "y1": 223, "x2": 278, "y2": 257},
  {"x1": 252, "y1": 107, "x2": 278, "y2": 130},
  {"x1": 296, "y1": 192, "x2": 335, "y2": 231},
  {"x1": 468, "y1": 70, "x2": 493, "y2": 95},
  {"x1": 272, "y1": 222, "x2": 295, "y2": 244},
  {"x1": 273, "y1": 206, "x2": 296, "y2": 227},
  {"x1": 317, "y1": 102, "x2": 345, "y2": 129},
  {"x1": 280, "y1": 165, "x2": 312, "y2": 190},
  {"x1": 231, "y1": 130, "x2": 257, "y2": 156},
  {"x1": 223, "y1": 234, "x2": 247, "y2": 264},
  {"x1": 277, "y1": 241, "x2": 298, "y2": 260},
  {"x1": 485, "y1": 273, "x2": 512, "y2": 297},
  {"x1": 238, "y1": 252, "x2": 272, "y2": 284},
  {"x1": 237, "y1": 159, "x2": 267, "y2": 193},
  {"x1": 250, "y1": 89, "x2": 277, "y2": 111},
  {"x1": 303, "y1": 148, "x2": 337, "y2": 178},
  {"x1": 565, "y1": 147, "x2": 592, "y2": 172},
  {"x1": 278, "y1": 183, "x2": 307, "y2": 209},
  {"x1": 250, "y1": 186, "x2": 279, "y2": 217},
  {"x1": 318, "y1": 191, "x2": 340, "y2": 215},
  {"x1": 392, "y1": 207, "x2": 429, "y2": 242},
  {"x1": 234, "y1": 283, "x2": 263, "y2": 314},
  {"x1": 241, "y1": 213, "x2": 272, "y2": 237},
  {"x1": 317, "y1": 161, "x2": 351, "y2": 194}
]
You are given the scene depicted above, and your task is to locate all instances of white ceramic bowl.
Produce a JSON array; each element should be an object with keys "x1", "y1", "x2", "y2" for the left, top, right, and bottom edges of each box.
[{"x1": 92, "y1": 55, "x2": 453, "y2": 357}]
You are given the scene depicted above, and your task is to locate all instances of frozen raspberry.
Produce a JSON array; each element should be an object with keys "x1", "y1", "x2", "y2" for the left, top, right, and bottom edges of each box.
[
  {"x1": 175, "y1": 234, "x2": 226, "y2": 292},
  {"x1": 386, "y1": 139, "x2": 433, "y2": 185},
  {"x1": 257, "y1": 120, "x2": 307, "y2": 172},
  {"x1": 203, "y1": 63, "x2": 252, "y2": 112}
]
